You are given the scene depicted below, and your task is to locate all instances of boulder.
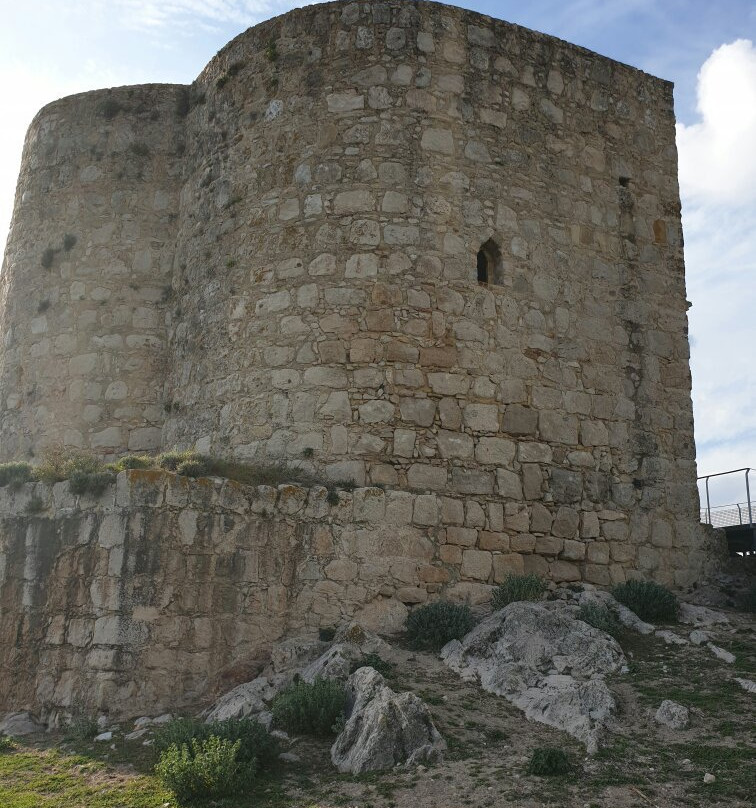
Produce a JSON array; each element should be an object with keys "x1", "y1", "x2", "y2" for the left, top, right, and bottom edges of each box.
[
  {"x1": 331, "y1": 667, "x2": 445, "y2": 774},
  {"x1": 654, "y1": 699, "x2": 689, "y2": 729},
  {"x1": 576, "y1": 589, "x2": 654, "y2": 634},
  {"x1": 442, "y1": 601, "x2": 625, "y2": 753},
  {"x1": 301, "y1": 644, "x2": 358, "y2": 683},
  {"x1": 734, "y1": 677, "x2": 756, "y2": 694},
  {"x1": 205, "y1": 676, "x2": 279, "y2": 722},
  {"x1": 679, "y1": 603, "x2": 730, "y2": 627},
  {"x1": 0, "y1": 712, "x2": 41, "y2": 736}
]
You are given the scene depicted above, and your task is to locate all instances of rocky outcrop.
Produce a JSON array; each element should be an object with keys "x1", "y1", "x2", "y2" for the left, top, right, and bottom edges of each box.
[
  {"x1": 442, "y1": 601, "x2": 625, "y2": 752},
  {"x1": 331, "y1": 667, "x2": 445, "y2": 774}
]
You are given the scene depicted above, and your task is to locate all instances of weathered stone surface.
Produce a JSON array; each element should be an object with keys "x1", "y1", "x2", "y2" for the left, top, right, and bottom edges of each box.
[
  {"x1": 331, "y1": 667, "x2": 445, "y2": 773},
  {"x1": 442, "y1": 601, "x2": 625, "y2": 752},
  {"x1": 654, "y1": 699, "x2": 689, "y2": 730},
  {"x1": 205, "y1": 678, "x2": 277, "y2": 722},
  {"x1": 0, "y1": 712, "x2": 41, "y2": 736}
]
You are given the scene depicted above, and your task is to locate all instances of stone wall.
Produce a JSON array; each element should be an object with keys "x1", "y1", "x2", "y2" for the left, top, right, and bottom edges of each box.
[
  {"x1": 0, "y1": 1, "x2": 711, "y2": 594},
  {"x1": 0, "y1": 470, "x2": 722, "y2": 721}
]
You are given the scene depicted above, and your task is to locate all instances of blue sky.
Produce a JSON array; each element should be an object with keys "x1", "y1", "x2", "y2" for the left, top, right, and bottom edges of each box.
[{"x1": 1, "y1": 0, "x2": 755, "y2": 507}]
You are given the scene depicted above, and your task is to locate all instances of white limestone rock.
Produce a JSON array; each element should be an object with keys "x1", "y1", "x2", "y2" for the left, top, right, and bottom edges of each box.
[
  {"x1": 576, "y1": 589, "x2": 654, "y2": 634},
  {"x1": 654, "y1": 699, "x2": 689, "y2": 729},
  {"x1": 441, "y1": 600, "x2": 625, "y2": 753},
  {"x1": 331, "y1": 667, "x2": 445, "y2": 774},
  {"x1": 0, "y1": 712, "x2": 41, "y2": 737},
  {"x1": 707, "y1": 643, "x2": 736, "y2": 664},
  {"x1": 205, "y1": 676, "x2": 279, "y2": 722},
  {"x1": 655, "y1": 630, "x2": 688, "y2": 646},
  {"x1": 679, "y1": 603, "x2": 730, "y2": 627},
  {"x1": 734, "y1": 677, "x2": 756, "y2": 694},
  {"x1": 689, "y1": 629, "x2": 710, "y2": 645}
]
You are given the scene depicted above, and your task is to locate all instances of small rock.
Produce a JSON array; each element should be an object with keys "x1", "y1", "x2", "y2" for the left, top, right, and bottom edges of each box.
[
  {"x1": 734, "y1": 677, "x2": 756, "y2": 694},
  {"x1": 704, "y1": 772, "x2": 716, "y2": 784},
  {"x1": 655, "y1": 630, "x2": 687, "y2": 646},
  {"x1": 654, "y1": 700, "x2": 689, "y2": 730},
  {"x1": 124, "y1": 728, "x2": 149, "y2": 741},
  {"x1": 94, "y1": 731, "x2": 113, "y2": 742},
  {"x1": 257, "y1": 711, "x2": 274, "y2": 730},
  {"x1": 133, "y1": 716, "x2": 153, "y2": 729},
  {"x1": 707, "y1": 643, "x2": 735, "y2": 664},
  {"x1": 205, "y1": 677, "x2": 277, "y2": 722},
  {"x1": 271, "y1": 729, "x2": 290, "y2": 742},
  {"x1": 96, "y1": 715, "x2": 109, "y2": 730},
  {"x1": 279, "y1": 751, "x2": 301, "y2": 763},
  {"x1": 679, "y1": 604, "x2": 729, "y2": 627},
  {"x1": 152, "y1": 713, "x2": 172, "y2": 725},
  {"x1": 689, "y1": 629, "x2": 709, "y2": 645}
]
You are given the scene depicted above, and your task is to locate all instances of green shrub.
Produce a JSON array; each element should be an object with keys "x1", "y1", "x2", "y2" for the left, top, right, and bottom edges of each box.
[
  {"x1": 612, "y1": 580, "x2": 678, "y2": 622},
  {"x1": 99, "y1": 98, "x2": 122, "y2": 119},
  {"x1": 527, "y1": 747, "x2": 571, "y2": 776},
  {"x1": 111, "y1": 454, "x2": 154, "y2": 471},
  {"x1": 35, "y1": 447, "x2": 106, "y2": 484},
  {"x1": 351, "y1": 652, "x2": 395, "y2": 679},
  {"x1": 0, "y1": 462, "x2": 34, "y2": 490},
  {"x1": 578, "y1": 602, "x2": 622, "y2": 637},
  {"x1": 69, "y1": 471, "x2": 115, "y2": 497},
  {"x1": 272, "y1": 677, "x2": 346, "y2": 736},
  {"x1": 492, "y1": 573, "x2": 547, "y2": 610},
  {"x1": 176, "y1": 458, "x2": 210, "y2": 478},
  {"x1": 154, "y1": 717, "x2": 278, "y2": 768},
  {"x1": 65, "y1": 716, "x2": 99, "y2": 742},
  {"x1": 156, "y1": 735, "x2": 248, "y2": 802},
  {"x1": 0, "y1": 735, "x2": 14, "y2": 752},
  {"x1": 405, "y1": 600, "x2": 476, "y2": 651},
  {"x1": 156, "y1": 449, "x2": 198, "y2": 471}
]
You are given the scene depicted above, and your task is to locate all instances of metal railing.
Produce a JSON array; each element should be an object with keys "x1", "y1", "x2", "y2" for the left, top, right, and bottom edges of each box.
[{"x1": 700, "y1": 501, "x2": 755, "y2": 528}]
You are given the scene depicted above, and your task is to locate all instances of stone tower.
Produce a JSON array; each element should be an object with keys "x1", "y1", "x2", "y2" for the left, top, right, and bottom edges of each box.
[{"x1": 0, "y1": 0, "x2": 707, "y2": 586}]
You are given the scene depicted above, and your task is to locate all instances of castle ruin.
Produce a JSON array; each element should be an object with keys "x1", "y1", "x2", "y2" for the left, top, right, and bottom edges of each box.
[{"x1": 0, "y1": 1, "x2": 716, "y2": 721}]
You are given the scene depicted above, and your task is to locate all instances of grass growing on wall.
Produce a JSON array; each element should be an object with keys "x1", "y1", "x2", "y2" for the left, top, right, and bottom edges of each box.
[{"x1": 0, "y1": 447, "x2": 353, "y2": 498}]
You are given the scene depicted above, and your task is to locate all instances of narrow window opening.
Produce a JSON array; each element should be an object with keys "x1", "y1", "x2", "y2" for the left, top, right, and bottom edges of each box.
[
  {"x1": 476, "y1": 239, "x2": 502, "y2": 286},
  {"x1": 477, "y1": 249, "x2": 489, "y2": 284}
]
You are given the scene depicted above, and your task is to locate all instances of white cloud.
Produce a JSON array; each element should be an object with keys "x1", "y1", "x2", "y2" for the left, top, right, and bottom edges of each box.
[
  {"x1": 677, "y1": 39, "x2": 756, "y2": 204},
  {"x1": 678, "y1": 40, "x2": 756, "y2": 503}
]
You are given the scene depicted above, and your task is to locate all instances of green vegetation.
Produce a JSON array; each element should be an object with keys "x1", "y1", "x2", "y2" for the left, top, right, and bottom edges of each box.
[
  {"x1": 272, "y1": 677, "x2": 346, "y2": 736},
  {"x1": 578, "y1": 601, "x2": 622, "y2": 637},
  {"x1": 265, "y1": 39, "x2": 278, "y2": 62},
  {"x1": 491, "y1": 573, "x2": 547, "y2": 610},
  {"x1": 351, "y1": 652, "x2": 395, "y2": 679},
  {"x1": 526, "y1": 747, "x2": 572, "y2": 776},
  {"x1": 63, "y1": 234, "x2": 77, "y2": 252},
  {"x1": 0, "y1": 736, "x2": 13, "y2": 752},
  {"x1": 156, "y1": 735, "x2": 248, "y2": 803},
  {"x1": 68, "y1": 471, "x2": 115, "y2": 497},
  {"x1": 98, "y1": 98, "x2": 123, "y2": 119},
  {"x1": 64, "y1": 716, "x2": 99, "y2": 743},
  {"x1": 405, "y1": 600, "x2": 476, "y2": 650},
  {"x1": 154, "y1": 717, "x2": 278, "y2": 768},
  {"x1": 612, "y1": 580, "x2": 678, "y2": 622},
  {"x1": 0, "y1": 462, "x2": 34, "y2": 490}
]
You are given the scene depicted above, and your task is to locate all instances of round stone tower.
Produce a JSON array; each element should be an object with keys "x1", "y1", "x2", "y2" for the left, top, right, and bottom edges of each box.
[{"x1": 0, "y1": 1, "x2": 708, "y2": 586}]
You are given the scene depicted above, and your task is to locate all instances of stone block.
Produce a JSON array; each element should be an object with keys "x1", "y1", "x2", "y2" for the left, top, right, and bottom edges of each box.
[
  {"x1": 503, "y1": 405, "x2": 538, "y2": 436},
  {"x1": 399, "y1": 397, "x2": 436, "y2": 427},
  {"x1": 463, "y1": 403, "x2": 499, "y2": 432},
  {"x1": 436, "y1": 429, "x2": 474, "y2": 459},
  {"x1": 562, "y1": 539, "x2": 586, "y2": 561},
  {"x1": 535, "y1": 535, "x2": 563, "y2": 556},
  {"x1": 353, "y1": 488, "x2": 386, "y2": 522},
  {"x1": 552, "y1": 506, "x2": 579, "y2": 538},
  {"x1": 479, "y1": 531, "x2": 509, "y2": 551},
  {"x1": 451, "y1": 468, "x2": 493, "y2": 495},
  {"x1": 586, "y1": 542, "x2": 610, "y2": 564},
  {"x1": 413, "y1": 495, "x2": 439, "y2": 526},
  {"x1": 445, "y1": 526, "x2": 478, "y2": 547},
  {"x1": 407, "y1": 464, "x2": 447, "y2": 491},
  {"x1": 493, "y1": 552, "x2": 525, "y2": 580},
  {"x1": 496, "y1": 469, "x2": 522, "y2": 499},
  {"x1": 510, "y1": 533, "x2": 536, "y2": 553},
  {"x1": 549, "y1": 560, "x2": 580, "y2": 582},
  {"x1": 461, "y1": 549, "x2": 492, "y2": 581}
]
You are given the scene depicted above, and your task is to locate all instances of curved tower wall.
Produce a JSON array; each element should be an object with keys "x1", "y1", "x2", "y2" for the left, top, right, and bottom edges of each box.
[
  {"x1": 0, "y1": 85, "x2": 184, "y2": 459},
  {"x1": 161, "y1": 1, "x2": 700, "y2": 581},
  {"x1": 0, "y1": 1, "x2": 707, "y2": 587}
]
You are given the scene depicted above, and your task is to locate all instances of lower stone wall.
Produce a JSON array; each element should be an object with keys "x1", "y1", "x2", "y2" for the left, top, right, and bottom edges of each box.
[{"x1": 0, "y1": 470, "x2": 721, "y2": 722}]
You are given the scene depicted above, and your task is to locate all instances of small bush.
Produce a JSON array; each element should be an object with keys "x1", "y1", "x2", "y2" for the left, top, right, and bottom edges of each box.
[
  {"x1": 69, "y1": 471, "x2": 115, "y2": 497},
  {"x1": 63, "y1": 234, "x2": 77, "y2": 251},
  {"x1": 527, "y1": 747, "x2": 571, "y2": 776},
  {"x1": 35, "y1": 446, "x2": 106, "y2": 484},
  {"x1": 612, "y1": 580, "x2": 678, "y2": 622},
  {"x1": 0, "y1": 735, "x2": 14, "y2": 752},
  {"x1": 154, "y1": 717, "x2": 278, "y2": 768},
  {"x1": 405, "y1": 600, "x2": 476, "y2": 651},
  {"x1": 176, "y1": 458, "x2": 210, "y2": 478},
  {"x1": 41, "y1": 248, "x2": 56, "y2": 269},
  {"x1": 272, "y1": 677, "x2": 346, "y2": 736},
  {"x1": 351, "y1": 653, "x2": 395, "y2": 679},
  {"x1": 65, "y1": 716, "x2": 99, "y2": 742},
  {"x1": 492, "y1": 573, "x2": 547, "y2": 610},
  {"x1": 578, "y1": 602, "x2": 622, "y2": 637},
  {"x1": 156, "y1": 449, "x2": 198, "y2": 471},
  {"x1": 156, "y1": 735, "x2": 248, "y2": 802},
  {"x1": 265, "y1": 39, "x2": 278, "y2": 62},
  {"x1": 110, "y1": 454, "x2": 154, "y2": 471},
  {"x1": 0, "y1": 462, "x2": 34, "y2": 490}
]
